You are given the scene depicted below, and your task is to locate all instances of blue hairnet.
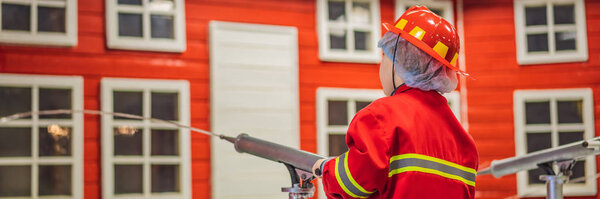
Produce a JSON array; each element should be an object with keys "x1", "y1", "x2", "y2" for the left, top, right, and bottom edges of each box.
[{"x1": 377, "y1": 32, "x2": 458, "y2": 94}]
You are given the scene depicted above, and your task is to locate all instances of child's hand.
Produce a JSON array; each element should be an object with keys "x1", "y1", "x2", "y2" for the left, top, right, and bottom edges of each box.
[{"x1": 312, "y1": 158, "x2": 326, "y2": 178}]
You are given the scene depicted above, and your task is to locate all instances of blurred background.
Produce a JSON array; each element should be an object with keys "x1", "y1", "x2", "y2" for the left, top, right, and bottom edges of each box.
[{"x1": 0, "y1": 0, "x2": 598, "y2": 198}]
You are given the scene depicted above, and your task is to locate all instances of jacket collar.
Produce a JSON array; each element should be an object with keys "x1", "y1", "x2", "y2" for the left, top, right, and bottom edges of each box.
[{"x1": 391, "y1": 83, "x2": 411, "y2": 96}]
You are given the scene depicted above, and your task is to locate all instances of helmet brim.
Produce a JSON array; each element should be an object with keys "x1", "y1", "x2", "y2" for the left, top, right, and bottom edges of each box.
[{"x1": 382, "y1": 22, "x2": 470, "y2": 77}]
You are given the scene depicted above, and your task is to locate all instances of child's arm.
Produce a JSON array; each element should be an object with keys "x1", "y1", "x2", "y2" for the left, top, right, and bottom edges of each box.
[{"x1": 319, "y1": 109, "x2": 391, "y2": 198}]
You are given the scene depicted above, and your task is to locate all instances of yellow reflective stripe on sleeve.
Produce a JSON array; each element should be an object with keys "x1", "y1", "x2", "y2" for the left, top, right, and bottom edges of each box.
[
  {"x1": 389, "y1": 154, "x2": 476, "y2": 187},
  {"x1": 343, "y1": 153, "x2": 375, "y2": 195},
  {"x1": 334, "y1": 152, "x2": 373, "y2": 198},
  {"x1": 388, "y1": 166, "x2": 476, "y2": 187},
  {"x1": 389, "y1": 154, "x2": 476, "y2": 175}
]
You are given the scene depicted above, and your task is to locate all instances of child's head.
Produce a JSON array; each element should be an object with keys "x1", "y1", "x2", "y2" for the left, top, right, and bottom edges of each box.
[
  {"x1": 377, "y1": 6, "x2": 464, "y2": 96},
  {"x1": 378, "y1": 33, "x2": 458, "y2": 95}
]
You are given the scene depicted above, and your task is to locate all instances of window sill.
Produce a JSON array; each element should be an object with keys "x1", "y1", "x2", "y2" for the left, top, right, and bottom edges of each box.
[
  {"x1": 107, "y1": 38, "x2": 186, "y2": 53},
  {"x1": 0, "y1": 32, "x2": 77, "y2": 47},
  {"x1": 318, "y1": 49, "x2": 382, "y2": 64},
  {"x1": 517, "y1": 52, "x2": 588, "y2": 65},
  {"x1": 517, "y1": 175, "x2": 597, "y2": 197}
]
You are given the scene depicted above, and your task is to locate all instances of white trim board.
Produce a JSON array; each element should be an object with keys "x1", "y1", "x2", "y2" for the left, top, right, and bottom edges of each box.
[{"x1": 209, "y1": 21, "x2": 300, "y2": 199}]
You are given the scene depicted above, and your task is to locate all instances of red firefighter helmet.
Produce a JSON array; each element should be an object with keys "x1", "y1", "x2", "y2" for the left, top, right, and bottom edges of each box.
[{"x1": 383, "y1": 6, "x2": 467, "y2": 75}]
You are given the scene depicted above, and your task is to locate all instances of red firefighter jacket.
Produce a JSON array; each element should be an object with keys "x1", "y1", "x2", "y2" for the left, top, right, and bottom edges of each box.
[{"x1": 321, "y1": 84, "x2": 478, "y2": 199}]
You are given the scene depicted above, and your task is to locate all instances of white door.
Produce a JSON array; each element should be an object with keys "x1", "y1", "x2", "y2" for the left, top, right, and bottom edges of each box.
[{"x1": 209, "y1": 21, "x2": 299, "y2": 199}]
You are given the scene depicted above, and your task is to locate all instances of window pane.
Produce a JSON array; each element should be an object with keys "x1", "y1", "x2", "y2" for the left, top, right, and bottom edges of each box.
[
  {"x1": 151, "y1": 92, "x2": 178, "y2": 121},
  {"x1": 151, "y1": 15, "x2": 174, "y2": 39},
  {"x1": 38, "y1": 6, "x2": 65, "y2": 33},
  {"x1": 39, "y1": 88, "x2": 72, "y2": 119},
  {"x1": 559, "y1": 132, "x2": 585, "y2": 183},
  {"x1": 355, "y1": 101, "x2": 370, "y2": 113},
  {"x1": 151, "y1": 165, "x2": 179, "y2": 193},
  {"x1": 559, "y1": 131, "x2": 583, "y2": 146},
  {"x1": 430, "y1": 9, "x2": 443, "y2": 17},
  {"x1": 328, "y1": 1, "x2": 345, "y2": 22},
  {"x1": 114, "y1": 165, "x2": 143, "y2": 194},
  {"x1": 526, "y1": 33, "x2": 549, "y2": 52},
  {"x1": 39, "y1": 165, "x2": 71, "y2": 196},
  {"x1": 526, "y1": 132, "x2": 551, "y2": 185},
  {"x1": 0, "y1": 166, "x2": 30, "y2": 197},
  {"x1": 118, "y1": 13, "x2": 143, "y2": 37},
  {"x1": 557, "y1": 100, "x2": 582, "y2": 123},
  {"x1": 151, "y1": 129, "x2": 178, "y2": 156},
  {"x1": 571, "y1": 160, "x2": 585, "y2": 183},
  {"x1": 118, "y1": 0, "x2": 141, "y2": 5},
  {"x1": 351, "y1": 2, "x2": 370, "y2": 24},
  {"x1": 525, "y1": 101, "x2": 550, "y2": 124},
  {"x1": 525, "y1": 6, "x2": 547, "y2": 26},
  {"x1": 329, "y1": 29, "x2": 346, "y2": 50},
  {"x1": 114, "y1": 128, "x2": 142, "y2": 155},
  {"x1": 113, "y1": 91, "x2": 143, "y2": 120},
  {"x1": 328, "y1": 100, "x2": 347, "y2": 125},
  {"x1": 39, "y1": 127, "x2": 71, "y2": 156},
  {"x1": 528, "y1": 167, "x2": 547, "y2": 184},
  {"x1": 1, "y1": 4, "x2": 31, "y2": 31},
  {"x1": 553, "y1": 4, "x2": 574, "y2": 24},
  {"x1": 406, "y1": 6, "x2": 443, "y2": 17},
  {"x1": 555, "y1": 32, "x2": 576, "y2": 51},
  {"x1": 526, "y1": 132, "x2": 551, "y2": 153},
  {"x1": 328, "y1": 134, "x2": 347, "y2": 156},
  {"x1": 0, "y1": 87, "x2": 31, "y2": 118},
  {"x1": 354, "y1": 31, "x2": 370, "y2": 51},
  {"x1": 0, "y1": 127, "x2": 30, "y2": 157}
]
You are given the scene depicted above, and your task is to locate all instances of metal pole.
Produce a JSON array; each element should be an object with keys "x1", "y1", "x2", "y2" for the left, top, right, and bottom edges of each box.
[{"x1": 540, "y1": 175, "x2": 566, "y2": 199}]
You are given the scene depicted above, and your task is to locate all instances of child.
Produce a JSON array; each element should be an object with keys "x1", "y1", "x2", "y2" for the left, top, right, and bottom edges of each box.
[{"x1": 312, "y1": 6, "x2": 478, "y2": 199}]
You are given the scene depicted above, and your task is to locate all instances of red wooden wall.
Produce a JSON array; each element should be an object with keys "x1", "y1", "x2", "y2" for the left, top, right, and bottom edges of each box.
[
  {"x1": 463, "y1": 0, "x2": 600, "y2": 198},
  {"x1": 0, "y1": 0, "x2": 388, "y2": 198}
]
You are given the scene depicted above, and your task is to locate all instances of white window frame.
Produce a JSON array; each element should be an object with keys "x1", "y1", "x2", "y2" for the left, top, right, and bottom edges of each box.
[
  {"x1": 443, "y1": 91, "x2": 461, "y2": 122},
  {"x1": 513, "y1": 0, "x2": 588, "y2": 65},
  {"x1": 315, "y1": 87, "x2": 383, "y2": 199},
  {"x1": 0, "y1": 0, "x2": 77, "y2": 46},
  {"x1": 395, "y1": 0, "x2": 454, "y2": 24},
  {"x1": 316, "y1": 0, "x2": 381, "y2": 63},
  {"x1": 0, "y1": 73, "x2": 83, "y2": 199},
  {"x1": 101, "y1": 78, "x2": 191, "y2": 199},
  {"x1": 514, "y1": 88, "x2": 596, "y2": 197},
  {"x1": 105, "y1": 0, "x2": 186, "y2": 52}
]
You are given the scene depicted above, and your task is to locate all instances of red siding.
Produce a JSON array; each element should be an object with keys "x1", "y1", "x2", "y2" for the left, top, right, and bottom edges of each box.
[
  {"x1": 0, "y1": 0, "x2": 389, "y2": 198},
  {"x1": 464, "y1": 0, "x2": 600, "y2": 198}
]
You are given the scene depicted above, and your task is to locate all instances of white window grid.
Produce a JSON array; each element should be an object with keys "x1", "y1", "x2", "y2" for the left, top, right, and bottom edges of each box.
[
  {"x1": 513, "y1": 0, "x2": 588, "y2": 65},
  {"x1": 443, "y1": 91, "x2": 461, "y2": 122},
  {"x1": 0, "y1": 73, "x2": 83, "y2": 199},
  {"x1": 101, "y1": 78, "x2": 191, "y2": 199},
  {"x1": 315, "y1": 87, "x2": 383, "y2": 199},
  {"x1": 316, "y1": 0, "x2": 381, "y2": 63},
  {"x1": 395, "y1": 0, "x2": 454, "y2": 24},
  {"x1": 105, "y1": 0, "x2": 186, "y2": 52},
  {"x1": 513, "y1": 88, "x2": 596, "y2": 197},
  {"x1": 0, "y1": 0, "x2": 77, "y2": 46}
]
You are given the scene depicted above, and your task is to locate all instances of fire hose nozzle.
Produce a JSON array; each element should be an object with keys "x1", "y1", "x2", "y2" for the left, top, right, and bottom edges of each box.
[{"x1": 219, "y1": 134, "x2": 237, "y2": 144}]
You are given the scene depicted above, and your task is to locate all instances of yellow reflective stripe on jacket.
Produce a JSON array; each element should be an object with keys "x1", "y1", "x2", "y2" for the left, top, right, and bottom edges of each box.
[
  {"x1": 334, "y1": 152, "x2": 374, "y2": 198},
  {"x1": 388, "y1": 153, "x2": 476, "y2": 186}
]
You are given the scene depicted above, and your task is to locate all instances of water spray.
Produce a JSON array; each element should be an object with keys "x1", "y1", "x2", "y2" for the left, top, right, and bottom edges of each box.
[{"x1": 0, "y1": 109, "x2": 324, "y2": 199}]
